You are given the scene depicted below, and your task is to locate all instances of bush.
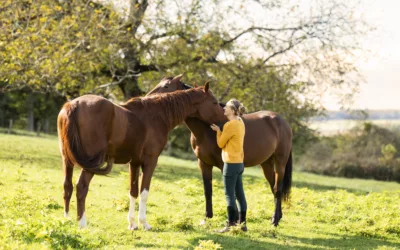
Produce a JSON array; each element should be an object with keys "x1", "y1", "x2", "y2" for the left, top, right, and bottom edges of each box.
[{"x1": 301, "y1": 123, "x2": 400, "y2": 182}]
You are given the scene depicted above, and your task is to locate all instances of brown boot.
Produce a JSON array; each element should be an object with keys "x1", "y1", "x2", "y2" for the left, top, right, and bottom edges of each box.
[
  {"x1": 216, "y1": 206, "x2": 237, "y2": 233},
  {"x1": 216, "y1": 221, "x2": 236, "y2": 233},
  {"x1": 239, "y1": 211, "x2": 247, "y2": 232}
]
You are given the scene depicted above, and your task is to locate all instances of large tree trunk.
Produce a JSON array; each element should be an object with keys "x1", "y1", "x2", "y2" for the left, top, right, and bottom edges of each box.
[
  {"x1": 27, "y1": 92, "x2": 34, "y2": 132},
  {"x1": 36, "y1": 121, "x2": 42, "y2": 136},
  {"x1": 118, "y1": 76, "x2": 144, "y2": 100},
  {"x1": 8, "y1": 119, "x2": 13, "y2": 134},
  {"x1": 44, "y1": 118, "x2": 49, "y2": 134}
]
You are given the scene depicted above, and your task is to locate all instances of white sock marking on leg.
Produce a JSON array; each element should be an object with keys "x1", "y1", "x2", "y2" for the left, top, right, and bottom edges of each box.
[
  {"x1": 78, "y1": 212, "x2": 87, "y2": 228},
  {"x1": 127, "y1": 195, "x2": 138, "y2": 230},
  {"x1": 138, "y1": 189, "x2": 151, "y2": 230}
]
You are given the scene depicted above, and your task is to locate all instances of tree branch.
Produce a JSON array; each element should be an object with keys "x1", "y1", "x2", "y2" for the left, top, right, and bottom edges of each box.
[
  {"x1": 129, "y1": 0, "x2": 149, "y2": 36},
  {"x1": 89, "y1": 72, "x2": 141, "y2": 92}
]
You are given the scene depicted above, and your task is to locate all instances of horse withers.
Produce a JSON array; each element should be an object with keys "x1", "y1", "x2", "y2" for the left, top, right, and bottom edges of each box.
[
  {"x1": 147, "y1": 78, "x2": 293, "y2": 227},
  {"x1": 57, "y1": 80, "x2": 224, "y2": 229}
]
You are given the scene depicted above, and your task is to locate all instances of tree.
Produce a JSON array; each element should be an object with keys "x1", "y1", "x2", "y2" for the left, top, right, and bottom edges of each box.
[
  {"x1": 1, "y1": 0, "x2": 370, "y2": 99},
  {"x1": 0, "y1": 0, "x2": 371, "y2": 144}
]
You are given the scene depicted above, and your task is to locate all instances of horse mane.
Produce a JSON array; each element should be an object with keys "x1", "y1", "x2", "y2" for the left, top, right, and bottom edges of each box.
[{"x1": 123, "y1": 87, "x2": 206, "y2": 128}]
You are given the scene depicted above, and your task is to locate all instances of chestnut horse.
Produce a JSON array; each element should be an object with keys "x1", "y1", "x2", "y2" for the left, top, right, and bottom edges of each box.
[
  {"x1": 148, "y1": 77, "x2": 293, "y2": 226},
  {"x1": 57, "y1": 81, "x2": 223, "y2": 229}
]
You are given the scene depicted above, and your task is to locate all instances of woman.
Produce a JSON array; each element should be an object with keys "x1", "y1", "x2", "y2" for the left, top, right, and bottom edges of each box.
[{"x1": 210, "y1": 99, "x2": 247, "y2": 232}]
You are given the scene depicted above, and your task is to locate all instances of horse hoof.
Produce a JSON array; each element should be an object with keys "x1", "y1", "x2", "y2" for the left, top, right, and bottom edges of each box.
[
  {"x1": 200, "y1": 219, "x2": 207, "y2": 226},
  {"x1": 143, "y1": 223, "x2": 152, "y2": 231},
  {"x1": 78, "y1": 213, "x2": 87, "y2": 228},
  {"x1": 64, "y1": 212, "x2": 69, "y2": 218},
  {"x1": 128, "y1": 223, "x2": 139, "y2": 230},
  {"x1": 271, "y1": 216, "x2": 280, "y2": 227}
]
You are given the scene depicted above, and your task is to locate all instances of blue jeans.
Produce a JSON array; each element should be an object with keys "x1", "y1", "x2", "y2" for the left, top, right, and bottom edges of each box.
[{"x1": 223, "y1": 162, "x2": 247, "y2": 220}]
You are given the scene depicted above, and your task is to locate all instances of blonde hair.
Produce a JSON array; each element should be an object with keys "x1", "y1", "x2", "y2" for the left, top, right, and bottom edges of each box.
[{"x1": 226, "y1": 99, "x2": 246, "y2": 117}]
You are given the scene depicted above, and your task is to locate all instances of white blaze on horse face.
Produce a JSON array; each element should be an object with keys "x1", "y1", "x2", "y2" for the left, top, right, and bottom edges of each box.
[
  {"x1": 138, "y1": 189, "x2": 152, "y2": 230},
  {"x1": 78, "y1": 212, "x2": 87, "y2": 228},
  {"x1": 127, "y1": 195, "x2": 138, "y2": 230}
]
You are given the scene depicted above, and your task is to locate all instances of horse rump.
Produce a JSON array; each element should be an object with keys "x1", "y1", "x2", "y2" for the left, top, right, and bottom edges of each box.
[{"x1": 58, "y1": 102, "x2": 106, "y2": 171}]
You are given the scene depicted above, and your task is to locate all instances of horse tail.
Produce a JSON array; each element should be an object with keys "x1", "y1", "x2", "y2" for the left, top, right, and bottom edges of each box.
[
  {"x1": 84, "y1": 158, "x2": 114, "y2": 175},
  {"x1": 282, "y1": 150, "x2": 293, "y2": 202},
  {"x1": 59, "y1": 102, "x2": 107, "y2": 172}
]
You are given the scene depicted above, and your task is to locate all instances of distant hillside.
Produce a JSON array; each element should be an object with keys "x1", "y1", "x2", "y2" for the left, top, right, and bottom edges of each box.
[{"x1": 313, "y1": 110, "x2": 400, "y2": 121}]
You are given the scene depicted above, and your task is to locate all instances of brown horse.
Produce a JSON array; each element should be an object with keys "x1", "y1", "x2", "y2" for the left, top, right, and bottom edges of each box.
[
  {"x1": 148, "y1": 77, "x2": 293, "y2": 226},
  {"x1": 57, "y1": 80, "x2": 223, "y2": 229}
]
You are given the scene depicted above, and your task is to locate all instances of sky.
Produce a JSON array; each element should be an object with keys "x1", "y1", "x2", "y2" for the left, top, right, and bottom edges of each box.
[{"x1": 323, "y1": 0, "x2": 400, "y2": 110}]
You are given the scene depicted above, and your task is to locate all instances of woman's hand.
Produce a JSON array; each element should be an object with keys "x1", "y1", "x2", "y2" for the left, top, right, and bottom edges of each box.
[{"x1": 210, "y1": 124, "x2": 221, "y2": 132}]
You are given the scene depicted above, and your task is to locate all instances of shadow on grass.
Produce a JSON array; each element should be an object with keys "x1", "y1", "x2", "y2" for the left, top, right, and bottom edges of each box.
[
  {"x1": 189, "y1": 233, "x2": 293, "y2": 250},
  {"x1": 48, "y1": 231, "x2": 103, "y2": 250},
  {"x1": 282, "y1": 234, "x2": 400, "y2": 249},
  {"x1": 24, "y1": 150, "x2": 379, "y2": 196},
  {"x1": 129, "y1": 242, "x2": 177, "y2": 249},
  {"x1": 0, "y1": 155, "x2": 61, "y2": 165},
  {"x1": 108, "y1": 161, "x2": 204, "y2": 181},
  {"x1": 293, "y1": 180, "x2": 368, "y2": 195},
  {"x1": 0, "y1": 128, "x2": 56, "y2": 138},
  {"x1": 124, "y1": 231, "x2": 278, "y2": 250},
  {"x1": 106, "y1": 162, "x2": 368, "y2": 195},
  {"x1": 17, "y1": 229, "x2": 103, "y2": 250},
  {"x1": 189, "y1": 231, "x2": 399, "y2": 250}
]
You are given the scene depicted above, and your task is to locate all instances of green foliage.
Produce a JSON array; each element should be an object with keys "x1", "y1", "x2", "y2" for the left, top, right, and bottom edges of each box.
[
  {"x1": 0, "y1": 0, "x2": 123, "y2": 97},
  {"x1": 1, "y1": 133, "x2": 400, "y2": 249},
  {"x1": 195, "y1": 240, "x2": 223, "y2": 250},
  {"x1": 380, "y1": 144, "x2": 397, "y2": 165},
  {"x1": 301, "y1": 123, "x2": 400, "y2": 181}
]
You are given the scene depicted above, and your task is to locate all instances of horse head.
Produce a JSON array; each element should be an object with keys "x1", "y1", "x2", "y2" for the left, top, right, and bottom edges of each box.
[
  {"x1": 148, "y1": 74, "x2": 226, "y2": 110},
  {"x1": 146, "y1": 73, "x2": 191, "y2": 96}
]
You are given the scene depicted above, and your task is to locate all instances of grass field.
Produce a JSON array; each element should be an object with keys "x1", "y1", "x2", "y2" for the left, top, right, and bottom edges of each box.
[{"x1": 0, "y1": 133, "x2": 399, "y2": 249}]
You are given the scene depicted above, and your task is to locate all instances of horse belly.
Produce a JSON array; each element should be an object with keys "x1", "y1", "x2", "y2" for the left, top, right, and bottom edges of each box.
[{"x1": 113, "y1": 150, "x2": 133, "y2": 164}]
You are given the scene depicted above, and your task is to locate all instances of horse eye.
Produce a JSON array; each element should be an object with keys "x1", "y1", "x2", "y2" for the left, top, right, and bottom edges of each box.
[{"x1": 163, "y1": 85, "x2": 169, "y2": 89}]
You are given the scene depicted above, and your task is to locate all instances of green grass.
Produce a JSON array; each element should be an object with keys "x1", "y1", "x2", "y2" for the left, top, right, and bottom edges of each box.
[{"x1": 0, "y1": 133, "x2": 399, "y2": 249}]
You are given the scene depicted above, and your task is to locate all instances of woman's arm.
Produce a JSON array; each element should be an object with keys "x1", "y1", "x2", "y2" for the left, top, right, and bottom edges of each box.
[{"x1": 216, "y1": 123, "x2": 233, "y2": 148}]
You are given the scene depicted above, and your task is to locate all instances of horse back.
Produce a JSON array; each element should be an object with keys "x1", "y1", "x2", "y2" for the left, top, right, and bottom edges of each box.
[{"x1": 242, "y1": 111, "x2": 292, "y2": 166}]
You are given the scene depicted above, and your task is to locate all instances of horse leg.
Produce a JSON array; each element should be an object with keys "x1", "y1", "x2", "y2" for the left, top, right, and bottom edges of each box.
[
  {"x1": 128, "y1": 162, "x2": 140, "y2": 230},
  {"x1": 76, "y1": 169, "x2": 94, "y2": 228},
  {"x1": 138, "y1": 158, "x2": 157, "y2": 230},
  {"x1": 199, "y1": 159, "x2": 213, "y2": 225},
  {"x1": 261, "y1": 157, "x2": 282, "y2": 226},
  {"x1": 63, "y1": 158, "x2": 74, "y2": 218},
  {"x1": 271, "y1": 154, "x2": 290, "y2": 227}
]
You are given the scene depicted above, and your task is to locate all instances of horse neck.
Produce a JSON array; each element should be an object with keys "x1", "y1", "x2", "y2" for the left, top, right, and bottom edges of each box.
[
  {"x1": 185, "y1": 111, "x2": 227, "y2": 138},
  {"x1": 185, "y1": 117, "x2": 209, "y2": 137},
  {"x1": 142, "y1": 90, "x2": 204, "y2": 131}
]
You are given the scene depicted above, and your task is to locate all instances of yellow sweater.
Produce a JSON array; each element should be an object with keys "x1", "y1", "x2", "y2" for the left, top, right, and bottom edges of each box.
[{"x1": 216, "y1": 119, "x2": 245, "y2": 163}]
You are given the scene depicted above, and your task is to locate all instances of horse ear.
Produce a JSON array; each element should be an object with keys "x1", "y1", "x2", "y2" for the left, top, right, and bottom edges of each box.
[
  {"x1": 173, "y1": 72, "x2": 184, "y2": 81},
  {"x1": 204, "y1": 81, "x2": 210, "y2": 92},
  {"x1": 193, "y1": 82, "x2": 198, "y2": 87}
]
